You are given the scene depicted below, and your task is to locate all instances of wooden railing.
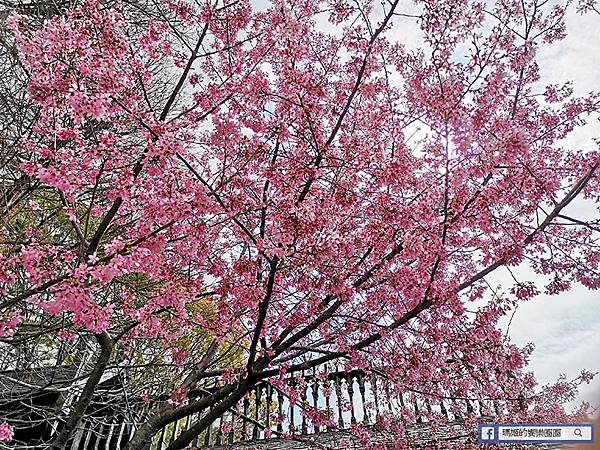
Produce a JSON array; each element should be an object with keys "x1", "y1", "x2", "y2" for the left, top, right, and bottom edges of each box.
[{"x1": 55, "y1": 368, "x2": 516, "y2": 449}]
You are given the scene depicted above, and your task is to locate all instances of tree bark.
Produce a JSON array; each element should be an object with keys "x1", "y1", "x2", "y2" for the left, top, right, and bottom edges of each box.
[
  {"x1": 50, "y1": 331, "x2": 113, "y2": 450},
  {"x1": 165, "y1": 379, "x2": 253, "y2": 450},
  {"x1": 123, "y1": 383, "x2": 239, "y2": 450}
]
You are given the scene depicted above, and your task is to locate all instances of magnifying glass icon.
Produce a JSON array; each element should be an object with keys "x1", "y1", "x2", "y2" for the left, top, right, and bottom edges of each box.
[{"x1": 574, "y1": 428, "x2": 582, "y2": 437}]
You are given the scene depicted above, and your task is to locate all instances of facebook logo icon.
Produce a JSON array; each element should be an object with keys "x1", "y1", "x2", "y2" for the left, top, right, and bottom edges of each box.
[{"x1": 479, "y1": 425, "x2": 497, "y2": 443}]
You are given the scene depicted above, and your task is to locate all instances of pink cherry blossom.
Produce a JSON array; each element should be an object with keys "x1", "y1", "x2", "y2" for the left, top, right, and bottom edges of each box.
[
  {"x1": 0, "y1": 422, "x2": 13, "y2": 442},
  {"x1": 1, "y1": 0, "x2": 598, "y2": 446}
]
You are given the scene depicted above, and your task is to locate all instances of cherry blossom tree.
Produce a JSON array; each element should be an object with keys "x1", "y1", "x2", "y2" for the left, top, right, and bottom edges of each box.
[{"x1": 0, "y1": 0, "x2": 599, "y2": 448}]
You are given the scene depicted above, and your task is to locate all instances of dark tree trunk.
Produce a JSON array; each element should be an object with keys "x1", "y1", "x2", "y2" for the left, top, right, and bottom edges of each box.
[
  {"x1": 123, "y1": 382, "x2": 243, "y2": 450},
  {"x1": 165, "y1": 379, "x2": 253, "y2": 450},
  {"x1": 50, "y1": 332, "x2": 113, "y2": 450}
]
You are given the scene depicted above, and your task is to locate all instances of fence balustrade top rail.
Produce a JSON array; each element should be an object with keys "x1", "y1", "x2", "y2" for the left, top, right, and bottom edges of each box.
[{"x1": 0, "y1": 365, "x2": 527, "y2": 449}]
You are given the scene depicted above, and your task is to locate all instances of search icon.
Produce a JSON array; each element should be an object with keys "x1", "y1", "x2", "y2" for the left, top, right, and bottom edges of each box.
[{"x1": 574, "y1": 428, "x2": 582, "y2": 437}]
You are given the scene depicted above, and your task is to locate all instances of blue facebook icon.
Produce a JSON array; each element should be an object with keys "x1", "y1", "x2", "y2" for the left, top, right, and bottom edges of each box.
[{"x1": 479, "y1": 425, "x2": 497, "y2": 443}]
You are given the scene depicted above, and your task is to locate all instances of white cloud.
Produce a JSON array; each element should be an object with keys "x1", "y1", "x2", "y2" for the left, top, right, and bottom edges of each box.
[{"x1": 502, "y1": 5, "x2": 600, "y2": 411}]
